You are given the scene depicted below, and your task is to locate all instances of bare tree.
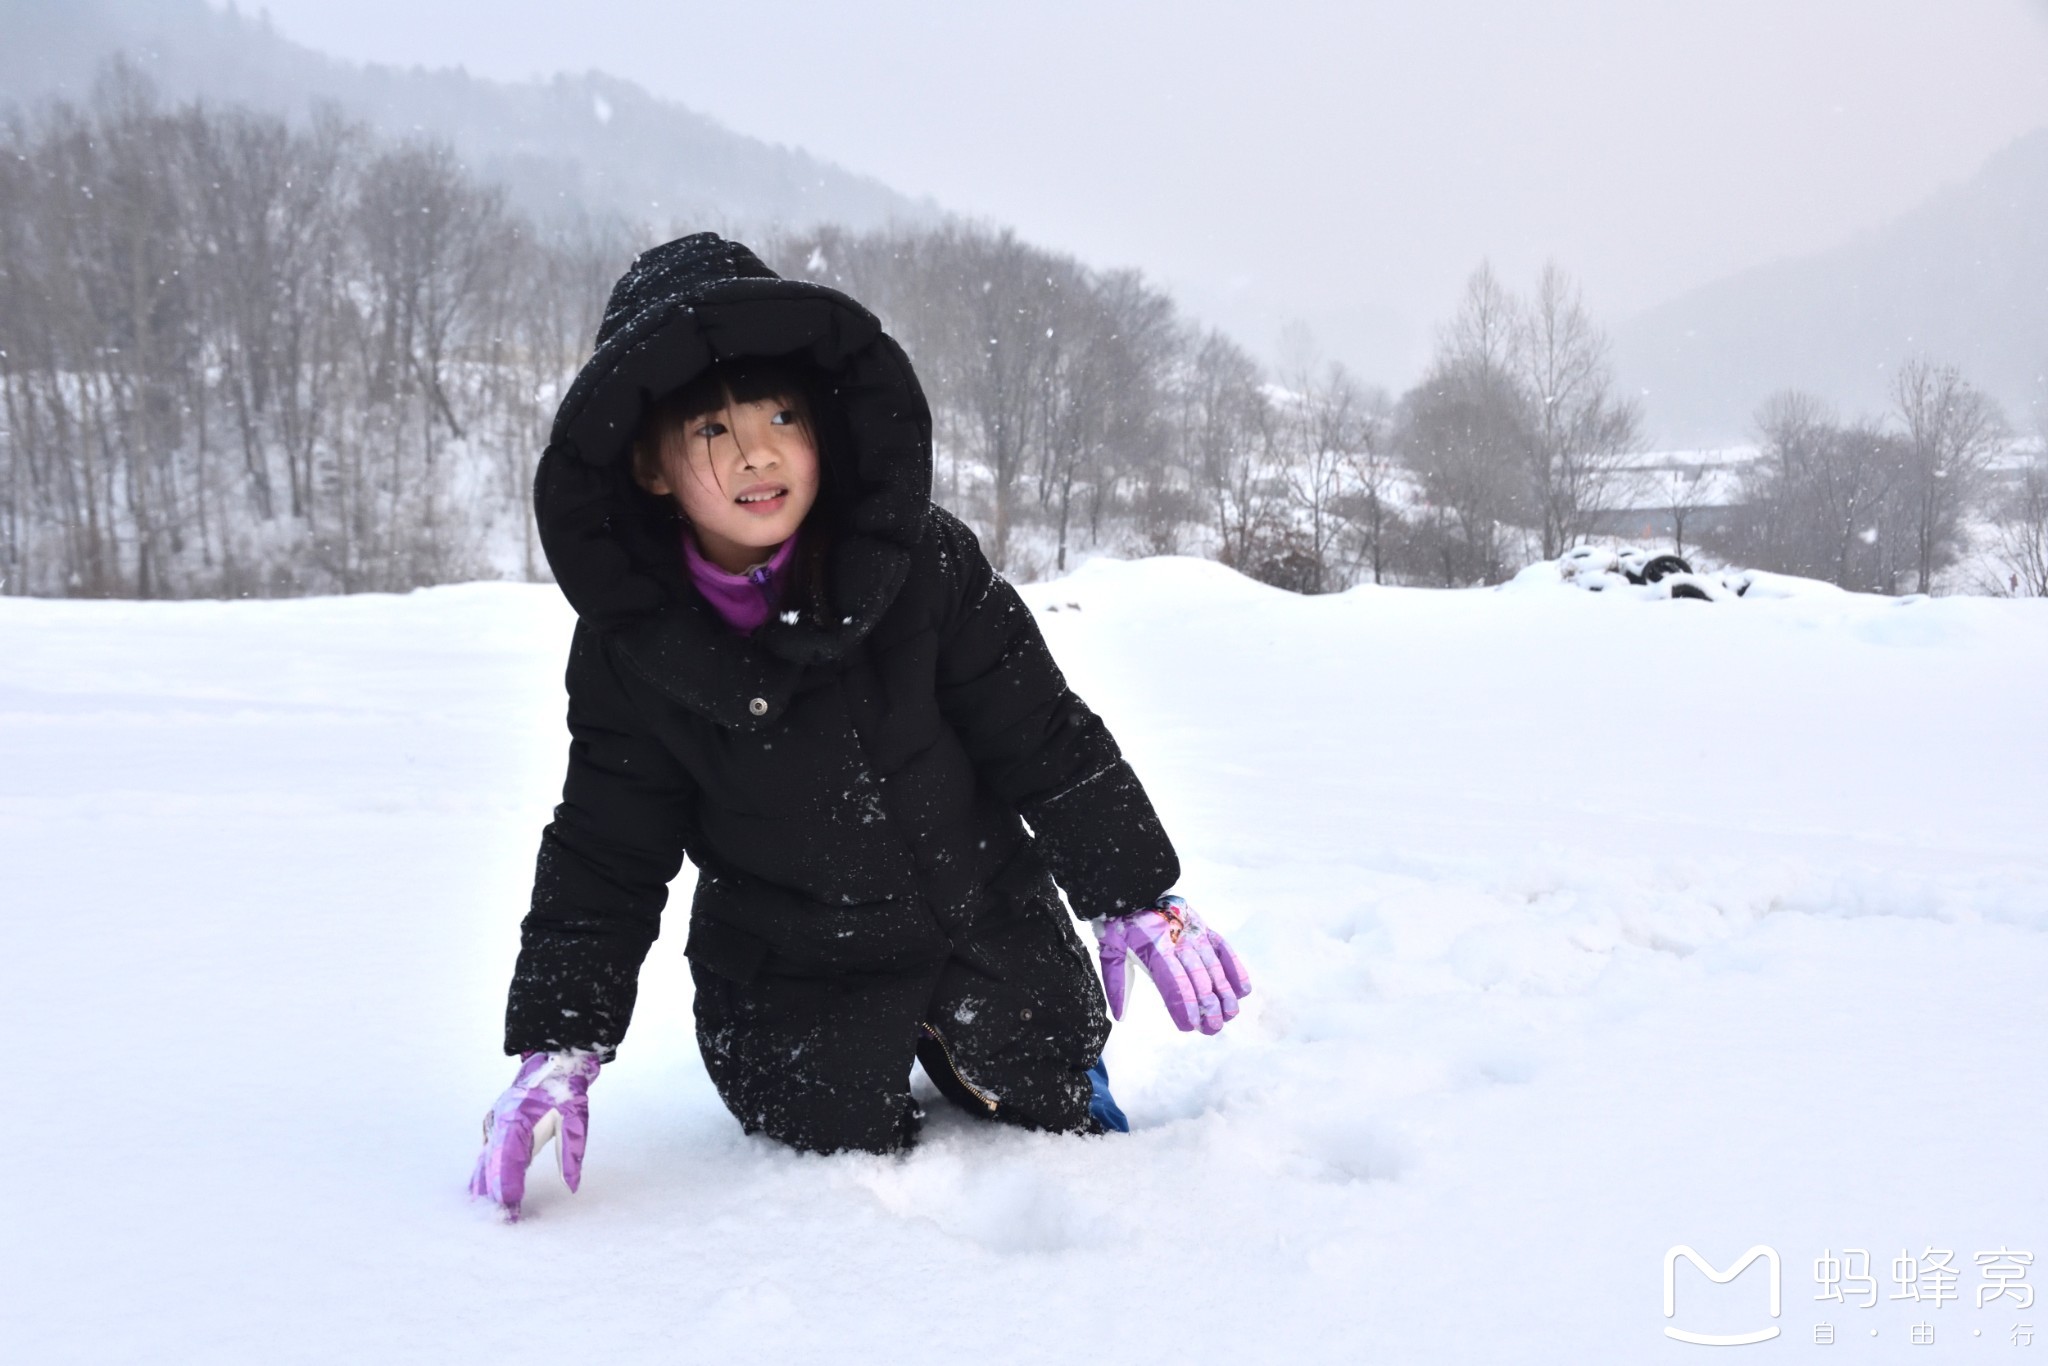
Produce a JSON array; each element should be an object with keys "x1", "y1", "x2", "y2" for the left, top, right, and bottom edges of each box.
[
  {"x1": 1662, "y1": 459, "x2": 1711, "y2": 558},
  {"x1": 1029, "y1": 255, "x2": 1096, "y2": 570},
  {"x1": 1717, "y1": 394, "x2": 1911, "y2": 591},
  {"x1": 1734, "y1": 391, "x2": 1835, "y2": 569},
  {"x1": 472, "y1": 214, "x2": 632, "y2": 580},
  {"x1": 343, "y1": 141, "x2": 511, "y2": 586},
  {"x1": 1396, "y1": 357, "x2": 1529, "y2": 586},
  {"x1": 1891, "y1": 357, "x2": 2005, "y2": 593},
  {"x1": 1989, "y1": 442, "x2": 2048, "y2": 596},
  {"x1": 1271, "y1": 359, "x2": 1379, "y2": 592},
  {"x1": 1393, "y1": 267, "x2": 1537, "y2": 585},
  {"x1": 1516, "y1": 263, "x2": 1641, "y2": 557},
  {"x1": 182, "y1": 104, "x2": 358, "y2": 538},
  {"x1": 1065, "y1": 270, "x2": 1176, "y2": 567},
  {"x1": 1443, "y1": 260, "x2": 1518, "y2": 384},
  {"x1": 938, "y1": 228, "x2": 1062, "y2": 570},
  {"x1": 1173, "y1": 329, "x2": 1278, "y2": 574},
  {"x1": 1754, "y1": 390, "x2": 1834, "y2": 483},
  {"x1": 1337, "y1": 398, "x2": 1399, "y2": 586},
  {"x1": 1812, "y1": 422, "x2": 1913, "y2": 591}
]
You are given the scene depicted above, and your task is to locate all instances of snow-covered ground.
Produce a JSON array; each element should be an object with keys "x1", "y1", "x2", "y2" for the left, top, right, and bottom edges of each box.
[{"x1": 3, "y1": 563, "x2": 2045, "y2": 1363}]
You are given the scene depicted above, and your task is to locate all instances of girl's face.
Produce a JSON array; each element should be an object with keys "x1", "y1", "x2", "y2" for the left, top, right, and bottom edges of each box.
[{"x1": 640, "y1": 392, "x2": 820, "y2": 573}]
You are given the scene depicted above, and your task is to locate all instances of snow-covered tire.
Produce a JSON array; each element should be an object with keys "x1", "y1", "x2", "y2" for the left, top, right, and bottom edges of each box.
[{"x1": 1639, "y1": 554, "x2": 1692, "y2": 584}]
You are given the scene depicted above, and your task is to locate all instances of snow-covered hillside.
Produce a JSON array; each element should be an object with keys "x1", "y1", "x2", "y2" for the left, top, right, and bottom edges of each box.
[{"x1": 3, "y1": 562, "x2": 2044, "y2": 1363}]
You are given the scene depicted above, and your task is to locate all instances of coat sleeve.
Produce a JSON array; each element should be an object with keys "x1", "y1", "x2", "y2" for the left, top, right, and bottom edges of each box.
[
  {"x1": 503, "y1": 621, "x2": 697, "y2": 1059},
  {"x1": 927, "y1": 508, "x2": 1179, "y2": 919}
]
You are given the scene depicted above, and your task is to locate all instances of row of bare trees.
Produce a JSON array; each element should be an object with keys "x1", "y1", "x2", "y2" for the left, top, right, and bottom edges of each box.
[
  {"x1": 10, "y1": 75, "x2": 2029, "y2": 601},
  {"x1": 0, "y1": 72, "x2": 1402, "y2": 600},
  {"x1": 1710, "y1": 362, "x2": 2012, "y2": 594},
  {"x1": 0, "y1": 70, "x2": 1684, "y2": 602},
  {"x1": 0, "y1": 68, "x2": 628, "y2": 597},
  {"x1": 765, "y1": 224, "x2": 1407, "y2": 591},
  {"x1": 1378, "y1": 264, "x2": 2040, "y2": 595}
]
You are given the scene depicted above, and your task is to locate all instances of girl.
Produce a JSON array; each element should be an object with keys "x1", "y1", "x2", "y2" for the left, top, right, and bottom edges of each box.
[{"x1": 470, "y1": 233, "x2": 1251, "y2": 1217}]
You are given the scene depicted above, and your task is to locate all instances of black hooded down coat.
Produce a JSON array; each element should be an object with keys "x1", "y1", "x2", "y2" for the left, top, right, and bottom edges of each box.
[{"x1": 504, "y1": 233, "x2": 1180, "y2": 1063}]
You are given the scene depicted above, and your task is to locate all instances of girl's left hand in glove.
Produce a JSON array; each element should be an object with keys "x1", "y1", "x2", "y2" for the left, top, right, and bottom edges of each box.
[{"x1": 1094, "y1": 895, "x2": 1252, "y2": 1035}]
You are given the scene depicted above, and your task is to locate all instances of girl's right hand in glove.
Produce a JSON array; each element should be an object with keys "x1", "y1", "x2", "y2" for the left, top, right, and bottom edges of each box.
[
  {"x1": 468, "y1": 1050, "x2": 601, "y2": 1220},
  {"x1": 1095, "y1": 895, "x2": 1252, "y2": 1035}
]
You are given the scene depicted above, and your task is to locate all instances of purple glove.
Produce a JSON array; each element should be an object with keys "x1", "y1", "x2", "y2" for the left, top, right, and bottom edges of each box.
[
  {"x1": 1095, "y1": 895, "x2": 1252, "y2": 1035},
  {"x1": 468, "y1": 1050, "x2": 600, "y2": 1220}
]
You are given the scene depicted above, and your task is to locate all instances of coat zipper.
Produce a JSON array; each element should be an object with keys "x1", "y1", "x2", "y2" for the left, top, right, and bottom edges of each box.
[{"x1": 919, "y1": 1022, "x2": 998, "y2": 1114}]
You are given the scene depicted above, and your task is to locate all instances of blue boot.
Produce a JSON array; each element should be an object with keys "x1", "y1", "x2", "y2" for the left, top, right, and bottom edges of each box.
[{"x1": 1087, "y1": 1057, "x2": 1129, "y2": 1133}]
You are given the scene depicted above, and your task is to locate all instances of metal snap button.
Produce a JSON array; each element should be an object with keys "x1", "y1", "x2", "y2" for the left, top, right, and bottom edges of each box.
[
  {"x1": 748, "y1": 697, "x2": 768, "y2": 716},
  {"x1": 1019, "y1": 1007, "x2": 1033, "y2": 1022}
]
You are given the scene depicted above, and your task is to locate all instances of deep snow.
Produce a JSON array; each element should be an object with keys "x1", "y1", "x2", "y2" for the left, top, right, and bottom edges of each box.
[{"x1": 3, "y1": 560, "x2": 2044, "y2": 1363}]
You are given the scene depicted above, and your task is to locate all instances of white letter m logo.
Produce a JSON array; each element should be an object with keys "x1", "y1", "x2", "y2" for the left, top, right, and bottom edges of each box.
[{"x1": 1664, "y1": 1245, "x2": 1782, "y2": 1346}]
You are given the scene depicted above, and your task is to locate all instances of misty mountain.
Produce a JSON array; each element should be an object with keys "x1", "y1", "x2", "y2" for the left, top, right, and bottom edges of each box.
[
  {"x1": 0, "y1": 0, "x2": 932, "y2": 235},
  {"x1": 1616, "y1": 127, "x2": 2048, "y2": 444}
]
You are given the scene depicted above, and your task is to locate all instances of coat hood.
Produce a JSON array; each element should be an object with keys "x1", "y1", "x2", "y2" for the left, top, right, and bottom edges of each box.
[{"x1": 534, "y1": 233, "x2": 934, "y2": 705}]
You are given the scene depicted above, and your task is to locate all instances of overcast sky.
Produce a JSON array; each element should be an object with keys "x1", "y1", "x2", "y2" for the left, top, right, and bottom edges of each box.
[{"x1": 218, "y1": 0, "x2": 2048, "y2": 383}]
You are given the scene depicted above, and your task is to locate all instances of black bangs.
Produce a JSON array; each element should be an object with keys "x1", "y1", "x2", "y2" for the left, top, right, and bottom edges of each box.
[{"x1": 662, "y1": 358, "x2": 822, "y2": 426}]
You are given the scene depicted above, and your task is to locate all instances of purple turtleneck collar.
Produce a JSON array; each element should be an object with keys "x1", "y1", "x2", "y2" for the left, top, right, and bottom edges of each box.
[{"x1": 681, "y1": 529, "x2": 798, "y2": 636}]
